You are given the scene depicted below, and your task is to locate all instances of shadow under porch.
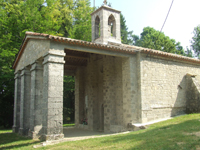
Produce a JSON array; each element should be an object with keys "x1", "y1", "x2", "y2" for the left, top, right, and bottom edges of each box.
[{"x1": 64, "y1": 49, "x2": 131, "y2": 133}]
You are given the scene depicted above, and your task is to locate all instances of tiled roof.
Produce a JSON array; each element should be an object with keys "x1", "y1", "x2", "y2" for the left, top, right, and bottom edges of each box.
[{"x1": 13, "y1": 32, "x2": 200, "y2": 69}]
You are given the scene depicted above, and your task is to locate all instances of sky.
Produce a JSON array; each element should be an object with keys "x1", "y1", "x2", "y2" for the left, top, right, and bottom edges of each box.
[{"x1": 90, "y1": 0, "x2": 200, "y2": 49}]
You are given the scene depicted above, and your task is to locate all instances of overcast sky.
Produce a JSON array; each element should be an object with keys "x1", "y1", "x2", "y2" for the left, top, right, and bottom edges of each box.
[{"x1": 90, "y1": 0, "x2": 200, "y2": 49}]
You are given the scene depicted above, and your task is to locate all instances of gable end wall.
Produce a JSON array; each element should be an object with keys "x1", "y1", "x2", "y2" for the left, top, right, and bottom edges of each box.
[{"x1": 15, "y1": 39, "x2": 50, "y2": 72}]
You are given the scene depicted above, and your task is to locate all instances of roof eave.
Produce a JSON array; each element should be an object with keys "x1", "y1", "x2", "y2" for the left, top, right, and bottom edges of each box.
[{"x1": 91, "y1": 5, "x2": 121, "y2": 16}]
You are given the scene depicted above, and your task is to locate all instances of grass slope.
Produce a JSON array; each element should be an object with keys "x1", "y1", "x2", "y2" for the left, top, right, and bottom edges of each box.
[{"x1": 0, "y1": 114, "x2": 200, "y2": 150}]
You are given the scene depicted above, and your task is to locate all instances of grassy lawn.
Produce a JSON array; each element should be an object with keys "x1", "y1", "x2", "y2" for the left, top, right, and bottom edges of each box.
[
  {"x1": 0, "y1": 130, "x2": 41, "y2": 149},
  {"x1": 63, "y1": 123, "x2": 75, "y2": 127},
  {"x1": 0, "y1": 114, "x2": 200, "y2": 150}
]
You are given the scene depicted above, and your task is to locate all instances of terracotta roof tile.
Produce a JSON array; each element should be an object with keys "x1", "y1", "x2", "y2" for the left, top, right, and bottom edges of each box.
[{"x1": 13, "y1": 32, "x2": 200, "y2": 69}]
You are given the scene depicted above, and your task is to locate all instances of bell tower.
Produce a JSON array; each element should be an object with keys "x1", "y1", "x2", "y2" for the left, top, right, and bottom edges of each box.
[{"x1": 91, "y1": 1, "x2": 121, "y2": 45}]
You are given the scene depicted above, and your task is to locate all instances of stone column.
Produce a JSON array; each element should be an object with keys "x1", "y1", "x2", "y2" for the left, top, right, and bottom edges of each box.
[
  {"x1": 74, "y1": 68, "x2": 85, "y2": 128},
  {"x1": 29, "y1": 60, "x2": 43, "y2": 138},
  {"x1": 13, "y1": 71, "x2": 21, "y2": 133},
  {"x1": 122, "y1": 56, "x2": 139, "y2": 127},
  {"x1": 42, "y1": 51, "x2": 65, "y2": 140},
  {"x1": 19, "y1": 67, "x2": 31, "y2": 135},
  {"x1": 103, "y1": 56, "x2": 114, "y2": 132},
  {"x1": 74, "y1": 69, "x2": 80, "y2": 127}
]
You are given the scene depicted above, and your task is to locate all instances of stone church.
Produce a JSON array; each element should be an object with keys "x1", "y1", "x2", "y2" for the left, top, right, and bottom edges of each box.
[{"x1": 12, "y1": 3, "x2": 200, "y2": 140}]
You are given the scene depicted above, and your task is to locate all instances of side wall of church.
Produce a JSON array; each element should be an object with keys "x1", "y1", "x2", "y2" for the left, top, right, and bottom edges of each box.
[{"x1": 139, "y1": 53, "x2": 200, "y2": 123}]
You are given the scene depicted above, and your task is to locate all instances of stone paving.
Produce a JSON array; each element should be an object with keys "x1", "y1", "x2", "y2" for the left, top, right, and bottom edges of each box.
[{"x1": 33, "y1": 127, "x2": 130, "y2": 148}]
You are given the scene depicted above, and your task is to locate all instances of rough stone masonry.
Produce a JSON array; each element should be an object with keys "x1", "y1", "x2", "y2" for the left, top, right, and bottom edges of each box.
[{"x1": 12, "y1": 3, "x2": 200, "y2": 140}]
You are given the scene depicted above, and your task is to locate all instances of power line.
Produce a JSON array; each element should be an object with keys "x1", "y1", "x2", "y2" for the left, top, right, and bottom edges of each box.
[{"x1": 146, "y1": 0, "x2": 174, "y2": 57}]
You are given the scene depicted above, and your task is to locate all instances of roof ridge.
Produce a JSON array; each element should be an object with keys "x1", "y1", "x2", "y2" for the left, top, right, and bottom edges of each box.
[{"x1": 21, "y1": 32, "x2": 200, "y2": 65}]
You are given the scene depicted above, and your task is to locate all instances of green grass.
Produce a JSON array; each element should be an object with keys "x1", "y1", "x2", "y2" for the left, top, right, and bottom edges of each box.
[
  {"x1": 0, "y1": 128, "x2": 12, "y2": 134},
  {"x1": 1, "y1": 114, "x2": 200, "y2": 150},
  {"x1": 0, "y1": 130, "x2": 41, "y2": 149},
  {"x1": 63, "y1": 123, "x2": 75, "y2": 127}
]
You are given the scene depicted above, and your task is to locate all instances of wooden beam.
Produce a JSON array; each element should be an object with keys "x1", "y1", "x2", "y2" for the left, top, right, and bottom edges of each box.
[
  {"x1": 64, "y1": 70, "x2": 76, "y2": 76},
  {"x1": 65, "y1": 55, "x2": 88, "y2": 60},
  {"x1": 65, "y1": 64, "x2": 87, "y2": 68}
]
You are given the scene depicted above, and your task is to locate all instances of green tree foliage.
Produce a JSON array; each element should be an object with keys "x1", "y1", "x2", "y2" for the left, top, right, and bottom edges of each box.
[
  {"x1": 134, "y1": 27, "x2": 186, "y2": 55},
  {"x1": 120, "y1": 14, "x2": 137, "y2": 45},
  {"x1": 71, "y1": 0, "x2": 92, "y2": 41},
  {"x1": 0, "y1": 0, "x2": 63, "y2": 128},
  {"x1": 185, "y1": 47, "x2": 193, "y2": 58},
  {"x1": 0, "y1": 0, "x2": 93, "y2": 127},
  {"x1": 56, "y1": 0, "x2": 74, "y2": 37},
  {"x1": 63, "y1": 76, "x2": 75, "y2": 124},
  {"x1": 0, "y1": 0, "x2": 22, "y2": 128},
  {"x1": 191, "y1": 26, "x2": 200, "y2": 58}
]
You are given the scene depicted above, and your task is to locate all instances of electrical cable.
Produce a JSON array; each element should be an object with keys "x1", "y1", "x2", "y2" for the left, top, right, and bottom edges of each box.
[{"x1": 146, "y1": 0, "x2": 174, "y2": 57}]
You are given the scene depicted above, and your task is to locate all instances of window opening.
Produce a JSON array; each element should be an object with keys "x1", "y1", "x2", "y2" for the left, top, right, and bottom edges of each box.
[
  {"x1": 95, "y1": 16, "x2": 100, "y2": 39},
  {"x1": 108, "y1": 14, "x2": 116, "y2": 37}
]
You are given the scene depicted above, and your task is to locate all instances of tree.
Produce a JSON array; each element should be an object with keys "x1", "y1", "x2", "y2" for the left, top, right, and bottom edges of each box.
[
  {"x1": 0, "y1": 0, "x2": 23, "y2": 128},
  {"x1": 191, "y1": 26, "x2": 200, "y2": 58},
  {"x1": 63, "y1": 76, "x2": 75, "y2": 123},
  {"x1": 120, "y1": 14, "x2": 137, "y2": 45},
  {"x1": 134, "y1": 27, "x2": 186, "y2": 55},
  {"x1": 0, "y1": 0, "x2": 94, "y2": 127},
  {"x1": 184, "y1": 47, "x2": 193, "y2": 58},
  {"x1": 0, "y1": 0, "x2": 72, "y2": 127},
  {"x1": 71, "y1": 0, "x2": 93, "y2": 41},
  {"x1": 56, "y1": 0, "x2": 74, "y2": 37}
]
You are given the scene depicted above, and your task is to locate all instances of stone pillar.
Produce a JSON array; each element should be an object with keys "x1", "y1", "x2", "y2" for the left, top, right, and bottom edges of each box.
[
  {"x1": 13, "y1": 71, "x2": 21, "y2": 133},
  {"x1": 42, "y1": 51, "x2": 65, "y2": 140},
  {"x1": 75, "y1": 68, "x2": 85, "y2": 128},
  {"x1": 103, "y1": 56, "x2": 114, "y2": 132},
  {"x1": 29, "y1": 60, "x2": 43, "y2": 138},
  {"x1": 74, "y1": 69, "x2": 80, "y2": 127},
  {"x1": 122, "y1": 56, "x2": 139, "y2": 127},
  {"x1": 19, "y1": 67, "x2": 31, "y2": 135}
]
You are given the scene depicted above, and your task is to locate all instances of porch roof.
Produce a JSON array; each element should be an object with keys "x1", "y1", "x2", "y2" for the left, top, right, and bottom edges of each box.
[{"x1": 13, "y1": 32, "x2": 200, "y2": 69}]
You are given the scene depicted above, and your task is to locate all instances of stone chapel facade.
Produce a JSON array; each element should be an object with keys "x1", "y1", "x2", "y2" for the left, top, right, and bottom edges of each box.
[{"x1": 13, "y1": 4, "x2": 200, "y2": 140}]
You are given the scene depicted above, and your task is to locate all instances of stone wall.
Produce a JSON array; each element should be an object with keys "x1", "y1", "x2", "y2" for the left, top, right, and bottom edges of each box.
[
  {"x1": 15, "y1": 39, "x2": 50, "y2": 72},
  {"x1": 140, "y1": 53, "x2": 200, "y2": 123},
  {"x1": 122, "y1": 55, "x2": 141, "y2": 125},
  {"x1": 30, "y1": 60, "x2": 44, "y2": 138},
  {"x1": 13, "y1": 43, "x2": 65, "y2": 140},
  {"x1": 13, "y1": 72, "x2": 21, "y2": 133},
  {"x1": 102, "y1": 55, "x2": 123, "y2": 132},
  {"x1": 75, "y1": 54, "x2": 132, "y2": 132},
  {"x1": 186, "y1": 75, "x2": 200, "y2": 113},
  {"x1": 42, "y1": 51, "x2": 65, "y2": 140}
]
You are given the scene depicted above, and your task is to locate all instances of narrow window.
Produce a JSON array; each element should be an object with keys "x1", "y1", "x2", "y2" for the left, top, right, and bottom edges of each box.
[
  {"x1": 108, "y1": 14, "x2": 116, "y2": 37},
  {"x1": 95, "y1": 16, "x2": 100, "y2": 39}
]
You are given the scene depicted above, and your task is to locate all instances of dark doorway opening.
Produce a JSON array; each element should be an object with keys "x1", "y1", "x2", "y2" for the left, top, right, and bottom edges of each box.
[{"x1": 63, "y1": 76, "x2": 75, "y2": 125}]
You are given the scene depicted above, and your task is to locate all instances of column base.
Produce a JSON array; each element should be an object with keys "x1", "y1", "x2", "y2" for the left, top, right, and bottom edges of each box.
[
  {"x1": 18, "y1": 128, "x2": 24, "y2": 135},
  {"x1": 41, "y1": 134, "x2": 64, "y2": 141},
  {"x1": 12, "y1": 126, "x2": 19, "y2": 133},
  {"x1": 28, "y1": 130, "x2": 42, "y2": 140}
]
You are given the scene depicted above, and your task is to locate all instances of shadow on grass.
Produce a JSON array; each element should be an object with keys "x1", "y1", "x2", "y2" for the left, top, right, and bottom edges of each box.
[
  {"x1": 99, "y1": 119, "x2": 200, "y2": 150},
  {"x1": 0, "y1": 132, "x2": 41, "y2": 149}
]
